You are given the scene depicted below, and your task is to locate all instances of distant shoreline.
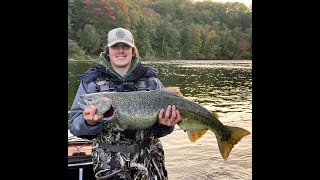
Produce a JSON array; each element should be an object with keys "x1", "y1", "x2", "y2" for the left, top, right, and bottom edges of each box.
[{"x1": 68, "y1": 59, "x2": 252, "y2": 62}]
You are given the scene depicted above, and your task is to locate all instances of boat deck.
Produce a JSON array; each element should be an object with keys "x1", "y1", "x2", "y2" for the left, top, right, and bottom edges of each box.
[{"x1": 68, "y1": 131, "x2": 95, "y2": 179}]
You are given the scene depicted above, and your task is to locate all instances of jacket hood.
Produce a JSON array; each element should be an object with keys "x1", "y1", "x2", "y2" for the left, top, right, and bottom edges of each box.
[
  {"x1": 98, "y1": 52, "x2": 140, "y2": 81},
  {"x1": 80, "y1": 53, "x2": 159, "y2": 83}
]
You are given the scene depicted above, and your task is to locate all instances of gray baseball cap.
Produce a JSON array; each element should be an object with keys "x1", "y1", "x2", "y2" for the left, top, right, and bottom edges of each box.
[{"x1": 107, "y1": 27, "x2": 135, "y2": 47}]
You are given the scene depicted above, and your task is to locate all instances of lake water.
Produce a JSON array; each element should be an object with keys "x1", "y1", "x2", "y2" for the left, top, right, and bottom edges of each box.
[{"x1": 68, "y1": 60, "x2": 252, "y2": 180}]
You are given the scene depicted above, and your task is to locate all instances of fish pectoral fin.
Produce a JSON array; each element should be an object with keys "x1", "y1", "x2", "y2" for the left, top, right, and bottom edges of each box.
[
  {"x1": 187, "y1": 129, "x2": 208, "y2": 142},
  {"x1": 102, "y1": 116, "x2": 113, "y2": 122},
  {"x1": 162, "y1": 87, "x2": 184, "y2": 97},
  {"x1": 115, "y1": 122, "x2": 127, "y2": 131},
  {"x1": 111, "y1": 109, "x2": 127, "y2": 131},
  {"x1": 212, "y1": 112, "x2": 219, "y2": 119}
]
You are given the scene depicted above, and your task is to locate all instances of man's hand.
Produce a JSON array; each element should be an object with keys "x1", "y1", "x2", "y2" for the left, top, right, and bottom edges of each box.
[
  {"x1": 158, "y1": 105, "x2": 181, "y2": 126},
  {"x1": 83, "y1": 105, "x2": 103, "y2": 125}
]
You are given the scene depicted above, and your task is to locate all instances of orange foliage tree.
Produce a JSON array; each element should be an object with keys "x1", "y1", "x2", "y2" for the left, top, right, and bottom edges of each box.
[{"x1": 81, "y1": 0, "x2": 130, "y2": 33}]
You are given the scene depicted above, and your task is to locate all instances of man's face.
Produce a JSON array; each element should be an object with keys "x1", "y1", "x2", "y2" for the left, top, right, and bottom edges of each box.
[{"x1": 109, "y1": 42, "x2": 133, "y2": 69}]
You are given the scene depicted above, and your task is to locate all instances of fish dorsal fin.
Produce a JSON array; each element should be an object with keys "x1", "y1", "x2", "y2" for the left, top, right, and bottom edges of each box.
[
  {"x1": 162, "y1": 87, "x2": 184, "y2": 97},
  {"x1": 187, "y1": 129, "x2": 208, "y2": 142}
]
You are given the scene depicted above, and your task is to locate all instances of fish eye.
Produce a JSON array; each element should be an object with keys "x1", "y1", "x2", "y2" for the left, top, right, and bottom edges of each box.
[{"x1": 87, "y1": 98, "x2": 93, "y2": 101}]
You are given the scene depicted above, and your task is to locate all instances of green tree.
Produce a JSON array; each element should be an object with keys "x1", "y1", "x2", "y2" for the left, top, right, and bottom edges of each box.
[
  {"x1": 200, "y1": 25, "x2": 221, "y2": 59},
  {"x1": 220, "y1": 27, "x2": 237, "y2": 59},
  {"x1": 181, "y1": 24, "x2": 202, "y2": 59},
  {"x1": 154, "y1": 20, "x2": 180, "y2": 59},
  {"x1": 140, "y1": 7, "x2": 162, "y2": 59},
  {"x1": 77, "y1": 24, "x2": 102, "y2": 55},
  {"x1": 68, "y1": 15, "x2": 73, "y2": 39},
  {"x1": 68, "y1": 39, "x2": 91, "y2": 60}
]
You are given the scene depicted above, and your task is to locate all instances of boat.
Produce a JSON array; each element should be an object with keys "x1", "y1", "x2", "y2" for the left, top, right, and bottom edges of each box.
[{"x1": 68, "y1": 130, "x2": 95, "y2": 180}]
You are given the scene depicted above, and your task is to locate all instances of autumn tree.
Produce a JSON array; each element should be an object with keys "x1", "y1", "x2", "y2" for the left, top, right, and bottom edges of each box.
[{"x1": 80, "y1": 0, "x2": 130, "y2": 37}]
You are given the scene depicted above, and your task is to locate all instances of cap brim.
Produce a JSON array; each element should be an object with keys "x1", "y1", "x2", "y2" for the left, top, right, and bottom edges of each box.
[{"x1": 107, "y1": 40, "x2": 134, "y2": 47}]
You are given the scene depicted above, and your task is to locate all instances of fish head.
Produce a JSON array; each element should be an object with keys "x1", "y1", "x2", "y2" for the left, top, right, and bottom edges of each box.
[{"x1": 78, "y1": 94, "x2": 112, "y2": 115}]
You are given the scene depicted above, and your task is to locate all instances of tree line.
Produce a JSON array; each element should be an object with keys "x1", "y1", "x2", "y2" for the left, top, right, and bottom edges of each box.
[{"x1": 68, "y1": 0, "x2": 252, "y2": 60}]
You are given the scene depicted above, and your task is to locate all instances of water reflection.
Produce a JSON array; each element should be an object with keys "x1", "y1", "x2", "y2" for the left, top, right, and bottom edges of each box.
[{"x1": 144, "y1": 61, "x2": 252, "y2": 115}]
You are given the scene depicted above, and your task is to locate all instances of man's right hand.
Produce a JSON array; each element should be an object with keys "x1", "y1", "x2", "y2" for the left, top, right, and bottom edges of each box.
[{"x1": 83, "y1": 105, "x2": 103, "y2": 125}]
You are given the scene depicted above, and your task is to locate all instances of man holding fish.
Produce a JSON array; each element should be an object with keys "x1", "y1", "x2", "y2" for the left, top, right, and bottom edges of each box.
[{"x1": 69, "y1": 27, "x2": 181, "y2": 179}]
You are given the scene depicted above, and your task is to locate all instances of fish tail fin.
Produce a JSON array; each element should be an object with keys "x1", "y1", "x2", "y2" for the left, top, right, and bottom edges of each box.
[
  {"x1": 187, "y1": 129, "x2": 208, "y2": 142},
  {"x1": 162, "y1": 87, "x2": 184, "y2": 97},
  {"x1": 217, "y1": 126, "x2": 251, "y2": 160}
]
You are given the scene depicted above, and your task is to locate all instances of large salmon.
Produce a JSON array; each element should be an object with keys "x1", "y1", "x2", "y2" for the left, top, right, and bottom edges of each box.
[{"x1": 78, "y1": 87, "x2": 251, "y2": 160}]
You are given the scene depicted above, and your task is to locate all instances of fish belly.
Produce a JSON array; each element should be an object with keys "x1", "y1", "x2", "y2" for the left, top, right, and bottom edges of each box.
[
  {"x1": 178, "y1": 117, "x2": 209, "y2": 131},
  {"x1": 116, "y1": 112, "x2": 158, "y2": 130}
]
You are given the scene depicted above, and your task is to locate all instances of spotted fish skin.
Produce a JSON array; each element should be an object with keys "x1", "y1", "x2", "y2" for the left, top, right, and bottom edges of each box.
[{"x1": 79, "y1": 87, "x2": 251, "y2": 160}]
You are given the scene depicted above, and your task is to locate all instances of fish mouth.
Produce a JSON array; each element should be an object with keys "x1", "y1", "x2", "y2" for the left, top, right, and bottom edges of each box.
[
  {"x1": 102, "y1": 106, "x2": 115, "y2": 122},
  {"x1": 77, "y1": 101, "x2": 114, "y2": 120},
  {"x1": 104, "y1": 106, "x2": 114, "y2": 118}
]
